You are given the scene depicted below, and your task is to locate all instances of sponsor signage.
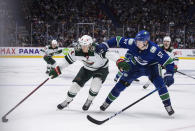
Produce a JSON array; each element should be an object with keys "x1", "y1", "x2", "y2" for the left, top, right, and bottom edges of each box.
[{"x1": 0, "y1": 47, "x2": 195, "y2": 59}]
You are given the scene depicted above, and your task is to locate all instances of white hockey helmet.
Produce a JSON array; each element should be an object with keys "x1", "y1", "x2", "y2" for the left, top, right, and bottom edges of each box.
[
  {"x1": 78, "y1": 35, "x2": 93, "y2": 46},
  {"x1": 51, "y1": 40, "x2": 58, "y2": 46},
  {"x1": 163, "y1": 36, "x2": 171, "y2": 42}
]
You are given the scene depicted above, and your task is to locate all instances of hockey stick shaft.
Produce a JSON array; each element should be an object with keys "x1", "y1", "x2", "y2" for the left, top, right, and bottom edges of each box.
[
  {"x1": 2, "y1": 78, "x2": 49, "y2": 122},
  {"x1": 177, "y1": 71, "x2": 195, "y2": 79},
  {"x1": 87, "y1": 88, "x2": 159, "y2": 125}
]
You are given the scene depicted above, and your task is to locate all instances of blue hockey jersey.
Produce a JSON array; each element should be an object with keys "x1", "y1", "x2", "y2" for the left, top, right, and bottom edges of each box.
[{"x1": 106, "y1": 36, "x2": 175, "y2": 73}]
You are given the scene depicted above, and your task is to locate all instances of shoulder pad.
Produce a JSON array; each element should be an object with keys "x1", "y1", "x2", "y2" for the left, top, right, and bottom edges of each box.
[
  {"x1": 116, "y1": 36, "x2": 122, "y2": 47},
  {"x1": 150, "y1": 46, "x2": 157, "y2": 53},
  {"x1": 128, "y1": 39, "x2": 134, "y2": 45}
]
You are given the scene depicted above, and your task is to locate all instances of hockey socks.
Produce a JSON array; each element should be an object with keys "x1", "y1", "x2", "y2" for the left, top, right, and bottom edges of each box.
[
  {"x1": 57, "y1": 83, "x2": 81, "y2": 110},
  {"x1": 100, "y1": 89, "x2": 120, "y2": 111},
  {"x1": 88, "y1": 89, "x2": 98, "y2": 100},
  {"x1": 83, "y1": 78, "x2": 102, "y2": 111},
  {"x1": 160, "y1": 92, "x2": 171, "y2": 106},
  {"x1": 158, "y1": 87, "x2": 171, "y2": 107},
  {"x1": 100, "y1": 90, "x2": 119, "y2": 111},
  {"x1": 101, "y1": 81, "x2": 128, "y2": 111},
  {"x1": 88, "y1": 78, "x2": 102, "y2": 100},
  {"x1": 158, "y1": 87, "x2": 174, "y2": 115}
]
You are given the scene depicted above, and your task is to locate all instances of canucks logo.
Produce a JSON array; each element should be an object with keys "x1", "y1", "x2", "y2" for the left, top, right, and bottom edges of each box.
[{"x1": 134, "y1": 56, "x2": 148, "y2": 65}]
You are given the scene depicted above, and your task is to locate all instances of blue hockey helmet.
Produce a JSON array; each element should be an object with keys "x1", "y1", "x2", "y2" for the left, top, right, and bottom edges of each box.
[{"x1": 135, "y1": 30, "x2": 150, "y2": 41}]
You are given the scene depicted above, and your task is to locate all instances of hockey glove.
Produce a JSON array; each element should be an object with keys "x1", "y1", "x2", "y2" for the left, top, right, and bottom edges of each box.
[
  {"x1": 49, "y1": 66, "x2": 61, "y2": 79},
  {"x1": 48, "y1": 52, "x2": 54, "y2": 56},
  {"x1": 95, "y1": 43, "x2": 108, "y2": 54},
  {"x1": 116, "y1": 58, "x2": 130, "y2": 72},
  {"x1": 40, "y1": 49, "x2": 45, "y2": 52},
  {"x1": 174, "y1": 65, "x2": 178, "y2": 73},
  {"x1": 164, "y1": 72, "x2": 174, "y2": 87}
]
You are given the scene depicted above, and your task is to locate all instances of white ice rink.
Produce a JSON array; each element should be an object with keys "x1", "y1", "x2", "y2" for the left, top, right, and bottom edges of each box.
[{"x1": 0, "y1": 58, "x2": 195, "y2": 131}]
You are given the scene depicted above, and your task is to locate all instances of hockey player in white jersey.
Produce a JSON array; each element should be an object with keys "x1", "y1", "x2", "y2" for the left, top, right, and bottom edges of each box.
[
  {"x1": 41, "y1": 40, "x2": 62, "y2": 74},
  {"x1": 49, "y1": 35, "x2": 119, "y2": 111},
  {"x1": 143, "y1": 36, "x2": 179, "y2": 89}
]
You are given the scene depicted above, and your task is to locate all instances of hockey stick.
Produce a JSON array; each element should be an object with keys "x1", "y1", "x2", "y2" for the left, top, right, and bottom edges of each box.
[
  {"x1": 177, "y1": 71, "x2": 195, "y2": 79},
  {"x1": 87, "y1": 88, "x2": 159, "y2": 125},
  {"x1": 1, "y1": 77, "x2": 50, "y2": 123}
]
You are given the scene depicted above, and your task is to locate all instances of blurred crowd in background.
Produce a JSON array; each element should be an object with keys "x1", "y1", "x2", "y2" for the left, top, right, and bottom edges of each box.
[{"x1": 0, "y1": 0, "x2": 195, "y2": 48}]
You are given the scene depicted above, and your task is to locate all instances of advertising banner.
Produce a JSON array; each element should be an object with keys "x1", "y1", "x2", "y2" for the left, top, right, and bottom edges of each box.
[{"x1": 0, "y1": 47, "x2": 195, "y2": 60}]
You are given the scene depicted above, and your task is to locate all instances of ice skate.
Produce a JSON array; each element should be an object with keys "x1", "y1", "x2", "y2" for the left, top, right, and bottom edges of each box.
[
  {"x1": 46, "y1": 67, "x2": 51, "y2": 74},
  {"x1": 165, "y1": 105, "x2": 175, "y2": 116},
  {"x1": 57, "y1": 100, "x2": 72, "y2": 110},
  {"x1": 82, "y1": 99, "x2": 92, "y2": 111},
  {"x1": 100, "y1": 102, "x2": 110, "y2": 111}
]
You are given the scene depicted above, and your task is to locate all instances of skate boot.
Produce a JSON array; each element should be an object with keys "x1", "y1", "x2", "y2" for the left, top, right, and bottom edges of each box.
[
  {"x1": 82, "y1": 99, "x2": 92, "y2": 111},
  {"x1": 57, "y1": 100, "x2": 72, "y2": 110},
  {"x1": 46, "y1": 67, "x2": 51, "y2": 74},
  {"x1": 165, "y1": 105, "x2": 175, "y2": 116},
  {"x1": 100, "y1": 101, "x2": 110, "y2": 111}
]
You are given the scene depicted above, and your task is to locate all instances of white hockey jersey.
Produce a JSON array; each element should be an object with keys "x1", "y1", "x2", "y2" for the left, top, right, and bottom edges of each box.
[
  {"x1": 42, "y1": 45, "x2": 61, "y2": 56},
  {"x1": 59, "y1": 46, "x2": 119, "y2": 71}
]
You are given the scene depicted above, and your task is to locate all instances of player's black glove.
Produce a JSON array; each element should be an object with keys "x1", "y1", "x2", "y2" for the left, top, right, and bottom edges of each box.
[
  {"x1": 49, "y1": 66, "x2": 61, "y2": 79},
  {"x1": 174, "y1": 65, "x2": 178, "y2": 73}
]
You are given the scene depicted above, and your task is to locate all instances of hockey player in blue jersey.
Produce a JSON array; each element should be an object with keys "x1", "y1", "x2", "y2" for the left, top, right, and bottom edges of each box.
[{"x1": 96, "y1": 30, "x2": 175, "y2": 116}]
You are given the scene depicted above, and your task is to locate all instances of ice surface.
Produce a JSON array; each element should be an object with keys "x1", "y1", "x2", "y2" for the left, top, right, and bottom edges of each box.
[{"x1": 0, "y1": 58, "x2": 195, "y2": 131}]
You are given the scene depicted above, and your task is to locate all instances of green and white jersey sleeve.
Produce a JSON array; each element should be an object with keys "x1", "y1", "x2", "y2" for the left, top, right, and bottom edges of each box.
[
  {"x1": 59, "y1": 46, "x2": 120, "y2": 71},
  {"x1": 44, "y1": 45, "x2": 59, "y2": 56},
  {"x1": 159, "y1": 45, "x2": 179, "y2": 66}
]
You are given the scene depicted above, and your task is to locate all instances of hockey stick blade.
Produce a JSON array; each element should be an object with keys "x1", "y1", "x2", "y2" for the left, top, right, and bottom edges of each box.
[
  {"x1": 2, "y1": 116, "x2": 8, "y2": 123},
  {"x1": 87, "y1": 115, "x2": 108, "y2": 125}
]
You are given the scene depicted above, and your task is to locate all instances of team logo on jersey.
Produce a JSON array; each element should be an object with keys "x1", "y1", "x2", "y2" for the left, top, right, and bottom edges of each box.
[
  {"x1": 82, "y1": 60, "x2": 94, "y2": 66},
  {"x1": 150, "y1": 46, "x2": 157, "y2": 53},
  {"x1": 134, "y1": 56, "x2": 148, "y2": 65},
  {"x1": 157, "y1": 51, "x2": 164, "y2": 58}
]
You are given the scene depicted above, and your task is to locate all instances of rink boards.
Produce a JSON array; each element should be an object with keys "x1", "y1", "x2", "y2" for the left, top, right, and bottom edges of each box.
[{"x1": 0, "y1": 47, "x2": 195, "y2": 60}]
